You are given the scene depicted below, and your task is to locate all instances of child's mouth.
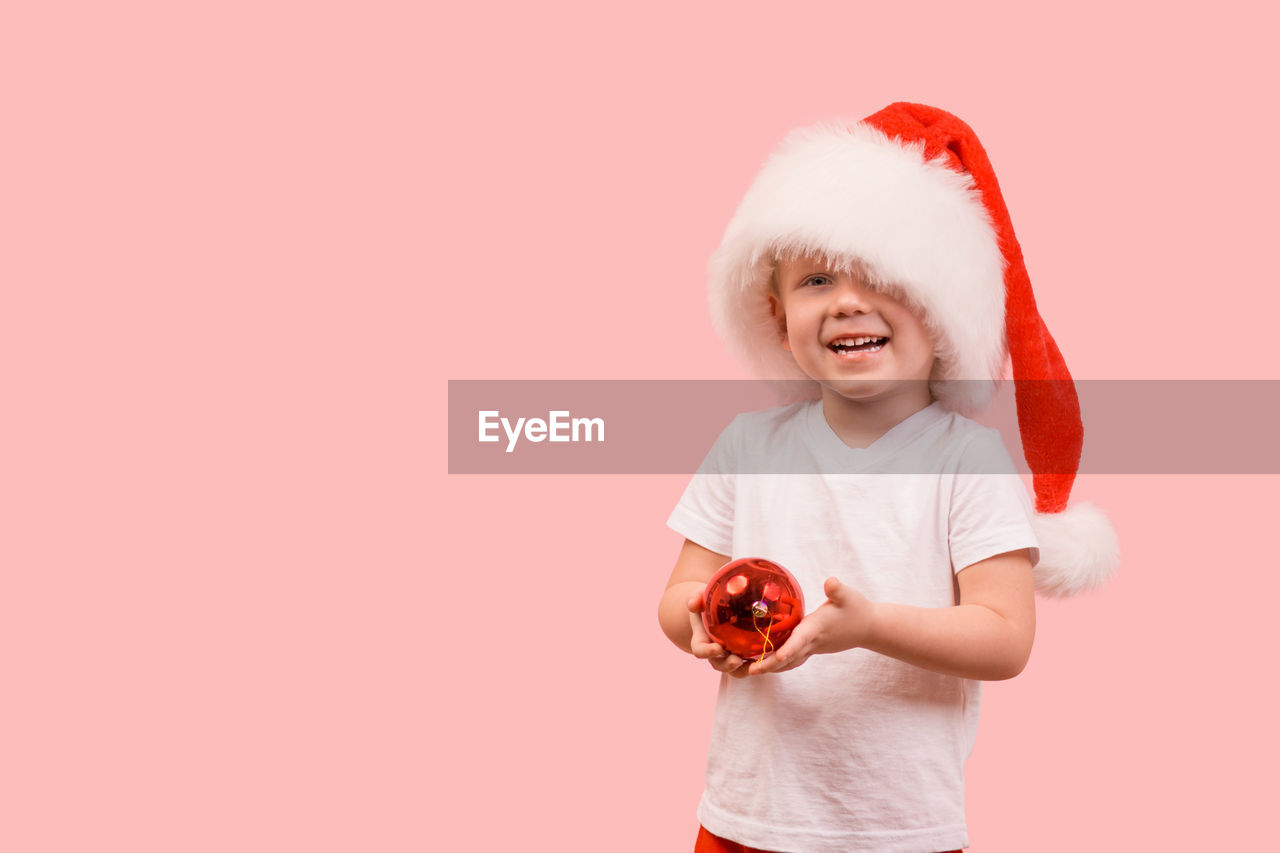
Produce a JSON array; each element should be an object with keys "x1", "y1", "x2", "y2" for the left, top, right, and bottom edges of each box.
[{"x1": 829, "y1": 336, "x2": 888, "y2": 355}]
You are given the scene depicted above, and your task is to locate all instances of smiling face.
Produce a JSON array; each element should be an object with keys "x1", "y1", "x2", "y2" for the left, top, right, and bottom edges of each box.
[{"x1": 770, "y1": 252, "x2": 938, "y2": 411}]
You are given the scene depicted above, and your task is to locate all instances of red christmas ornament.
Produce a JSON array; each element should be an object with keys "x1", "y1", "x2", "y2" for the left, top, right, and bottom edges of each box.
[{"x1": 702, "y1": 558, "x2": 804, "y2": 660}]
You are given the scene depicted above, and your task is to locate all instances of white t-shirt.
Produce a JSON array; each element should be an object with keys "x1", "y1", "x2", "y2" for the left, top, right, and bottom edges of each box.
[{"x1": 668, "y1": 400, "x2": 1039, "y2": 853}]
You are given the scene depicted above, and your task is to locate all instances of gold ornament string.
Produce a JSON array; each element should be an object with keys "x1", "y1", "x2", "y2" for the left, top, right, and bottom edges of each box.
[{"x1": 751, "y1": 605, "x2": 775, "y2": 662}]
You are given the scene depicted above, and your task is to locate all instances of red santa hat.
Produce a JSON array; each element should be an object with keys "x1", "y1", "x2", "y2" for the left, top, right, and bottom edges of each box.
[{"x1": 708, "y1": 102, "x2": 1117, "y2": 596}]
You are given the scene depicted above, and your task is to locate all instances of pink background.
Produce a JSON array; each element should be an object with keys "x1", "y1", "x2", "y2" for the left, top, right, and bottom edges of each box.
[{"x1": 5, "y1": 2, "x2": 1277, "y2": 850}]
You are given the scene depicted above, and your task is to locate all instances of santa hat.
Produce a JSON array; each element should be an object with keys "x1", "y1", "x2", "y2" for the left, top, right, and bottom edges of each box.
[{"x1": 708, "y1": 102, "x2": 1117, "y2": 596}]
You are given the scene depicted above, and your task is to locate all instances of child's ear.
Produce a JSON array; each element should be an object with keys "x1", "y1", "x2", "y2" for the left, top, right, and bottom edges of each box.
[{"x1": 767, "y1": 293, "x2": 790, "y2": 351}]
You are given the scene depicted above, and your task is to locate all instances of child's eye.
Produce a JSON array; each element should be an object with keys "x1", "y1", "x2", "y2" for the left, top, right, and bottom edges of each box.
[{"x1": 804, "y1": 275, "x2": 831, "y2": 287}]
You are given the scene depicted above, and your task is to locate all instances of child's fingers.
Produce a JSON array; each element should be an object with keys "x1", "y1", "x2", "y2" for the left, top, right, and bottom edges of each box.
[
  {"x1": 688, "y1": 611, "x2": 714, "y2": 647},
  {"x1": 709, "y1": 652, "x2": 747, "y2": 674},
  {"x1": 749, "y1": 637, "x2": 808, "y2": 675},
  {"x1": 823, "y1": 576, "x2": 845, "y2": 602},
  {"x1": 690, "y1": 638, "x2": 727, "y2": 660},
  {"x1": 692, "y1": 638, "x2": 748, "y2": 673},
  {"x1": 750, "y1": 652, "x2": 800, "y2": 675},
  {"x1": 748, "y1": 655, "x2": 774, "y2": 675}
]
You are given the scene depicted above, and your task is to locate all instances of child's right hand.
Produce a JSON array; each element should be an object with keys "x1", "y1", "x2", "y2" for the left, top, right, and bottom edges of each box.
[{"x1": 686, "y1": 590, "x2": 751, "y2": 678}]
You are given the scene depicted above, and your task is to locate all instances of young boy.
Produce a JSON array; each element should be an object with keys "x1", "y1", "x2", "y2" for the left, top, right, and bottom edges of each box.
[{"x1": 658, "y1": 103, "x2": 1118, "y2": 853}]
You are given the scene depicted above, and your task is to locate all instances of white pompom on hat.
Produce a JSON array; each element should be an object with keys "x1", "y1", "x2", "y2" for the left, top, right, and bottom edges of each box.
[{"x1": 709, "y1": 102, "x2": 1118, "y2": 596}]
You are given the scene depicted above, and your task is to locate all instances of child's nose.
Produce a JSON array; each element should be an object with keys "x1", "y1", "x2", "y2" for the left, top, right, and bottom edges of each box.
[{"x1": 829, "y1": 277, "x2": 874, "y2": 315}]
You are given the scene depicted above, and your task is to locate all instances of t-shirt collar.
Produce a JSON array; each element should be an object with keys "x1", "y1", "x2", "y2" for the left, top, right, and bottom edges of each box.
[{"x1": 806, "y1": 399, "x2": 949, "y2": 470}]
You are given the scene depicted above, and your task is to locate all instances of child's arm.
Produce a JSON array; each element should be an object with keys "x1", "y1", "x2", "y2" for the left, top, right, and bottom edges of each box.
[
  {"x1": 749, "y1": 549, "x2": 1036, "y2": 681},
  {"x1": 658, "y1": 539, "x2": 751, "y2": 678}
]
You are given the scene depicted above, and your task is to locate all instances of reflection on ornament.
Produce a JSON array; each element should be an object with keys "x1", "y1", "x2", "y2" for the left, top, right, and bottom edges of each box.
[{"x1": 703, "y1": 558, "x2": 804, "y2": 660}]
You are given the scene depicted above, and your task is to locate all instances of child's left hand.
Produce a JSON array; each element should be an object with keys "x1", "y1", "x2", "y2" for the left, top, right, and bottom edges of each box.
[{"x1": 748, "y1": 577, "x2": 876, "y2": 675}]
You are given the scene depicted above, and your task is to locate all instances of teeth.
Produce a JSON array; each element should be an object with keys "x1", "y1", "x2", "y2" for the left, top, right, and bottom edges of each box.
[{"x1": 832, "y1": 336, "x2": 886, "y2": 347}]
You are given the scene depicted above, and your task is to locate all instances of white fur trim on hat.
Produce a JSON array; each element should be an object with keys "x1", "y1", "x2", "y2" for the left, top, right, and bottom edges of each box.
[
  {"x1": 709, "y1": 122, "x2": 1008, "y2": 414},
  {"x1": 1030, "y1": 502, "x2": 1120, "y2": 596}
]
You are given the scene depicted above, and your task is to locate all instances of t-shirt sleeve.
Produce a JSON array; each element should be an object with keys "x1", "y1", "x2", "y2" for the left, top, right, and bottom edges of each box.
[
  {"x1": 666, "y1": 416, "x2": 739, "y2": 557},
  {"x1": 948, "y1": 426, "x2": 1040, "y2": 572}
]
